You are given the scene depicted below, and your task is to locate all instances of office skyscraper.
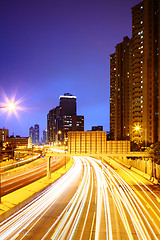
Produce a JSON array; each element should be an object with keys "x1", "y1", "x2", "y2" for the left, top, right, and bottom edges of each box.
[
  {"x1": 34, "y1": 124, "x2": 39, "y2": 144},
  {"x1": 59, "y1": 93, "x2": 76, "y2": 117},
  {"x1": 29, "y1": 124, "x2": 39, "y2": 144},
  {"x1": 47, "y1": 93, "x2": 84, "y2": 145},
  {"x1": 29, "y1": 126, "x2": 35, "y2": 144},
  {"x1": 59, "y1": 93, "x2": 77, "y2": 141}
]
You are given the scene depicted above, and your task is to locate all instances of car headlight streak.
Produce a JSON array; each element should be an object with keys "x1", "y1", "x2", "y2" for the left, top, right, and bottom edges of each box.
[{"x1": 0, "y1": 156, "x2": 159, "y2": 240}]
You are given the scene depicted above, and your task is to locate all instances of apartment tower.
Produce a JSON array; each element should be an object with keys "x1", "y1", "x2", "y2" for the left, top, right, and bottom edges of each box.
[
  {"x1": 110, "y1": 0, "x2": 160, "y2": 144},
  {"x1": 110, "y1": 36, "x2": 131, "y2": 140}
]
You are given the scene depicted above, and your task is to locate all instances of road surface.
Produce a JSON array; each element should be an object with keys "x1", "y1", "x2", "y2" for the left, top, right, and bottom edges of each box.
[
  {"x1": 1, "y1": 157, "x2": 65, "y2": 196},
  {"x1": 0, "y1": 156, "x2": 160, "y2": 239}
]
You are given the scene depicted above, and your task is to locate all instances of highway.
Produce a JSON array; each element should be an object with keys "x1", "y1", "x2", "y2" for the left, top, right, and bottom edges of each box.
[
  {"x1": 0, "y1": 156, "x2": 160, "y2": 240},
  {"x1": 1, "y1": 157, "x2": 66, "y2": 196},
  {"x1": 0, "y1": 153, "x2": 41, "y2": 171}
]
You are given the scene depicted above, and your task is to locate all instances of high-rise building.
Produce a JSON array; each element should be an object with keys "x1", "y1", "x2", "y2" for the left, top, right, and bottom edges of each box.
[
  {"x1": 29, "y1": 126, "x2": 35, "y2": 144},
  {"x1": 59, "y1": 93, "x2": 76, "y2": 116},
  {"x1": 110, "y1": 0, "x2": 160, "y2": 144},
  {"x1": 131, "y1": 0, "x2": 160, "y2": 143},
  {"x1": 47, "y1": 93, "x2": 84, "y2": 145},
  {"x1": 34, "y1": 124, "x2": 39, "y2": 144},
  {"x1": 110, "y1": 36, "x2": 131, "y2": 140},
  {"x1": 47, "y1": 106, "x2": 60, "y2": 144},
  {"x1": 29, "y1": 124, "x2": 39, "y2": 144},
  {"x1": 110, "y1": 53, "x2": 116, "y2": 140},
  {"x1": 59, "y1": 93, "x2": 77, "y2": 141},
  {"x1": 43, "y1": 129, "x2": 47, "y2": 144}
]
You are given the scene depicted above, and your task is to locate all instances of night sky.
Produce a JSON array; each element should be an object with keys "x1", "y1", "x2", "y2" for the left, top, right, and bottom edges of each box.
[{"x1": 0, "y1": 0, "x2": 141, "y2": 139}]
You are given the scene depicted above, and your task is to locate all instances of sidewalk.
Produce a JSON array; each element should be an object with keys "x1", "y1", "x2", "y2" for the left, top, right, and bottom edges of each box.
[{"x1": 0, "y1": 157, "x2": 74, "y2": 222}]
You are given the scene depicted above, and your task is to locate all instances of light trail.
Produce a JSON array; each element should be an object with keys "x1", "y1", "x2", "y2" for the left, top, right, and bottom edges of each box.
[
  {"x1": 0, "y1": 158, "x2": 82, "y2": 239},
  {"x1": 0, "y1": 153, "x2": 41, "y2": 171},
  {"x1": 0, "y1": 156, "x2": 159, "y2": 240}
]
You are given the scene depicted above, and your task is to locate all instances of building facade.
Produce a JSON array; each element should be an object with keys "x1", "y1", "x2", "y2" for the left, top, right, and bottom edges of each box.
[
  {"x1": 110, "y1": 0, "x2": 160, "y2": 144},
  {"x1": 47, "y1": 106, "x2": 60, "y2": 144},
  {"x1": 29, "y1": 126, "x2": 35, "y2": 144},
  {"x1": 29, "y1": 124, "x2": 39, "y2": 144},
  {"x1": 34, "y1": 124, "x2": 39, "y2": 144},
  {"x1": 6, "y1": 136, "x2": 29, "y2": 148},
  {"x1": 43, "y1": 129, "x2": 47, "y2": 143},
  {"x1": 47, "y1": 93, "x2": 84, "y2": 145},
  {"x1": 110, "y1": 36, "x2": 131, "y2": 141},
  {"x1": 68, "y1": 131, "x2": 106, "y2": 154},
  {"x1": 63, "y1": 115, "x2": 84, "y2": 141},
  {"x1": 0, "y1": 128, "x2": 9, "y2": 142}
]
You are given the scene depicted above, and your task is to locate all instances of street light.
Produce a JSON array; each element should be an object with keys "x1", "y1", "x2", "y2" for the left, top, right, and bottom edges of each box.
[
  {"x1": 133, "y1": 124, "x2": 147, "y2": 148},
  {"x1": 134, "y1": 126, "x2": 140, "y2": 131},
  {"x1": 0, "y1": 97, "x2": 22, "y2": 203},
  {"x1": 133, "y1": 124, "x2": 142, "y2": 133}
]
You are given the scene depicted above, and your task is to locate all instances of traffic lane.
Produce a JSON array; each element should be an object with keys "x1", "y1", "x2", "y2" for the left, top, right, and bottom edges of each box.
[
  {"x1": 1, "y1": 153, "x2": 41, "y2": 171},
  {"x1": 101, "y1": 157, "x2": 160, "y2": 239},
  {"x1": 71, "y1": 163, "x2": 97, "y2": 240},
  {"x1": 102, "y1": 157, "x2": 160, "y2": 224},
  {"x1": 16, "y1": 185, "x2": 82, "y2": 240},
  {"x1": 1, "y1": 158, "x2": 65, "y2": 196},
  {"x1": 21, "y1": 157, "x2": 92, "y2": 240},
  {"x1": 85, "y1": 157, "x2": 137, "y2": 240},
  {"x1": 1, "y1": 156, "x2": 159, "y2": 240},
  {"x1": 0, "y1": 158, "x2": 83, "y2": 240},
  {"x1": 48, "y1": 156, "x2": 160, "y2": 240}
]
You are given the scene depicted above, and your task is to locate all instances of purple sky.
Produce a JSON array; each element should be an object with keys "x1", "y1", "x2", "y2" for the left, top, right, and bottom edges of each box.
[{"x1": 0, "y1": 0, "x2": 141, "y2": 138}]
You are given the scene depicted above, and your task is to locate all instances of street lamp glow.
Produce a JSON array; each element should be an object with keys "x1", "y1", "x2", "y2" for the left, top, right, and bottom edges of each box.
[
  {"x1": 133, "y1": 124, "x2": 141, "y2": 132},
  {"x1": 135, "y1": 126, "x2": 140, "y2": 131},
  {"x1": 6, "y1": 101, "x2": 17, "y2": 111},
  {"x1": 0, "y1": 91, "x2": 26, "y2": 120}
]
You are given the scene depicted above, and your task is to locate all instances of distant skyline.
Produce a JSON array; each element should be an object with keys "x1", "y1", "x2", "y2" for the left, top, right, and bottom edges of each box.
[{"x1": 0, "y1": 0, "x2": 141, "y2": 138}]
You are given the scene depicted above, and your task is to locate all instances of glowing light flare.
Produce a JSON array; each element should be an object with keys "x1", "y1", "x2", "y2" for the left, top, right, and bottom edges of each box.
[
  {"x1": 133, "y1": 123, "x2": 142, "y2": 132},
  {"x1": 0, "y1": 90, "x2": 26, "y2": 121}
]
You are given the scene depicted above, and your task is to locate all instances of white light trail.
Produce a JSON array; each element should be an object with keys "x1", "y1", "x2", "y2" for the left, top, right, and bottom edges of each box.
[
  {"x1": 0, "y1": 156, "x2": 159, "y2": 240},
  {"x1": 0, "y1": 153, "x2": 41, "y2": 171}
]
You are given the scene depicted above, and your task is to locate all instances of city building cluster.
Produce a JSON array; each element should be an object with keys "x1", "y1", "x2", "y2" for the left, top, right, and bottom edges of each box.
[
  {"x1": 110, "y1": 0, "x2": 160, "y2": 144},
  {"x1": 47, "y1": 93, "x2": 84, "y2": 146},
  {"x1": 29, "y1": 124, "x2": 39, "y2": 145},
  {"x1": 2, "y1": 0, "x2": 159, "y2": 151}
]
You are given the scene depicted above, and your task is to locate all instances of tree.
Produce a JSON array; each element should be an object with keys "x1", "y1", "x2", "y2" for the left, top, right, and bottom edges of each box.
[{"x1": 149, "y1": 142, "x2": 160, "y2": 165}]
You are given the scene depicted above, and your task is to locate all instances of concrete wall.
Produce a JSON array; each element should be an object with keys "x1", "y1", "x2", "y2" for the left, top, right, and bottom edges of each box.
[
  {"x1": 106, "y1": 140, "x2": 130, "y2": 153},
  {"x1": 68, "y1": 131, "x2": 106, "y2": 154},
  {"x1": 68, "y1": 131, "x2": 130, "y2": 154},
  {"x1": 115, "y1": 156, "x2": 160, "y2": 180}
]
